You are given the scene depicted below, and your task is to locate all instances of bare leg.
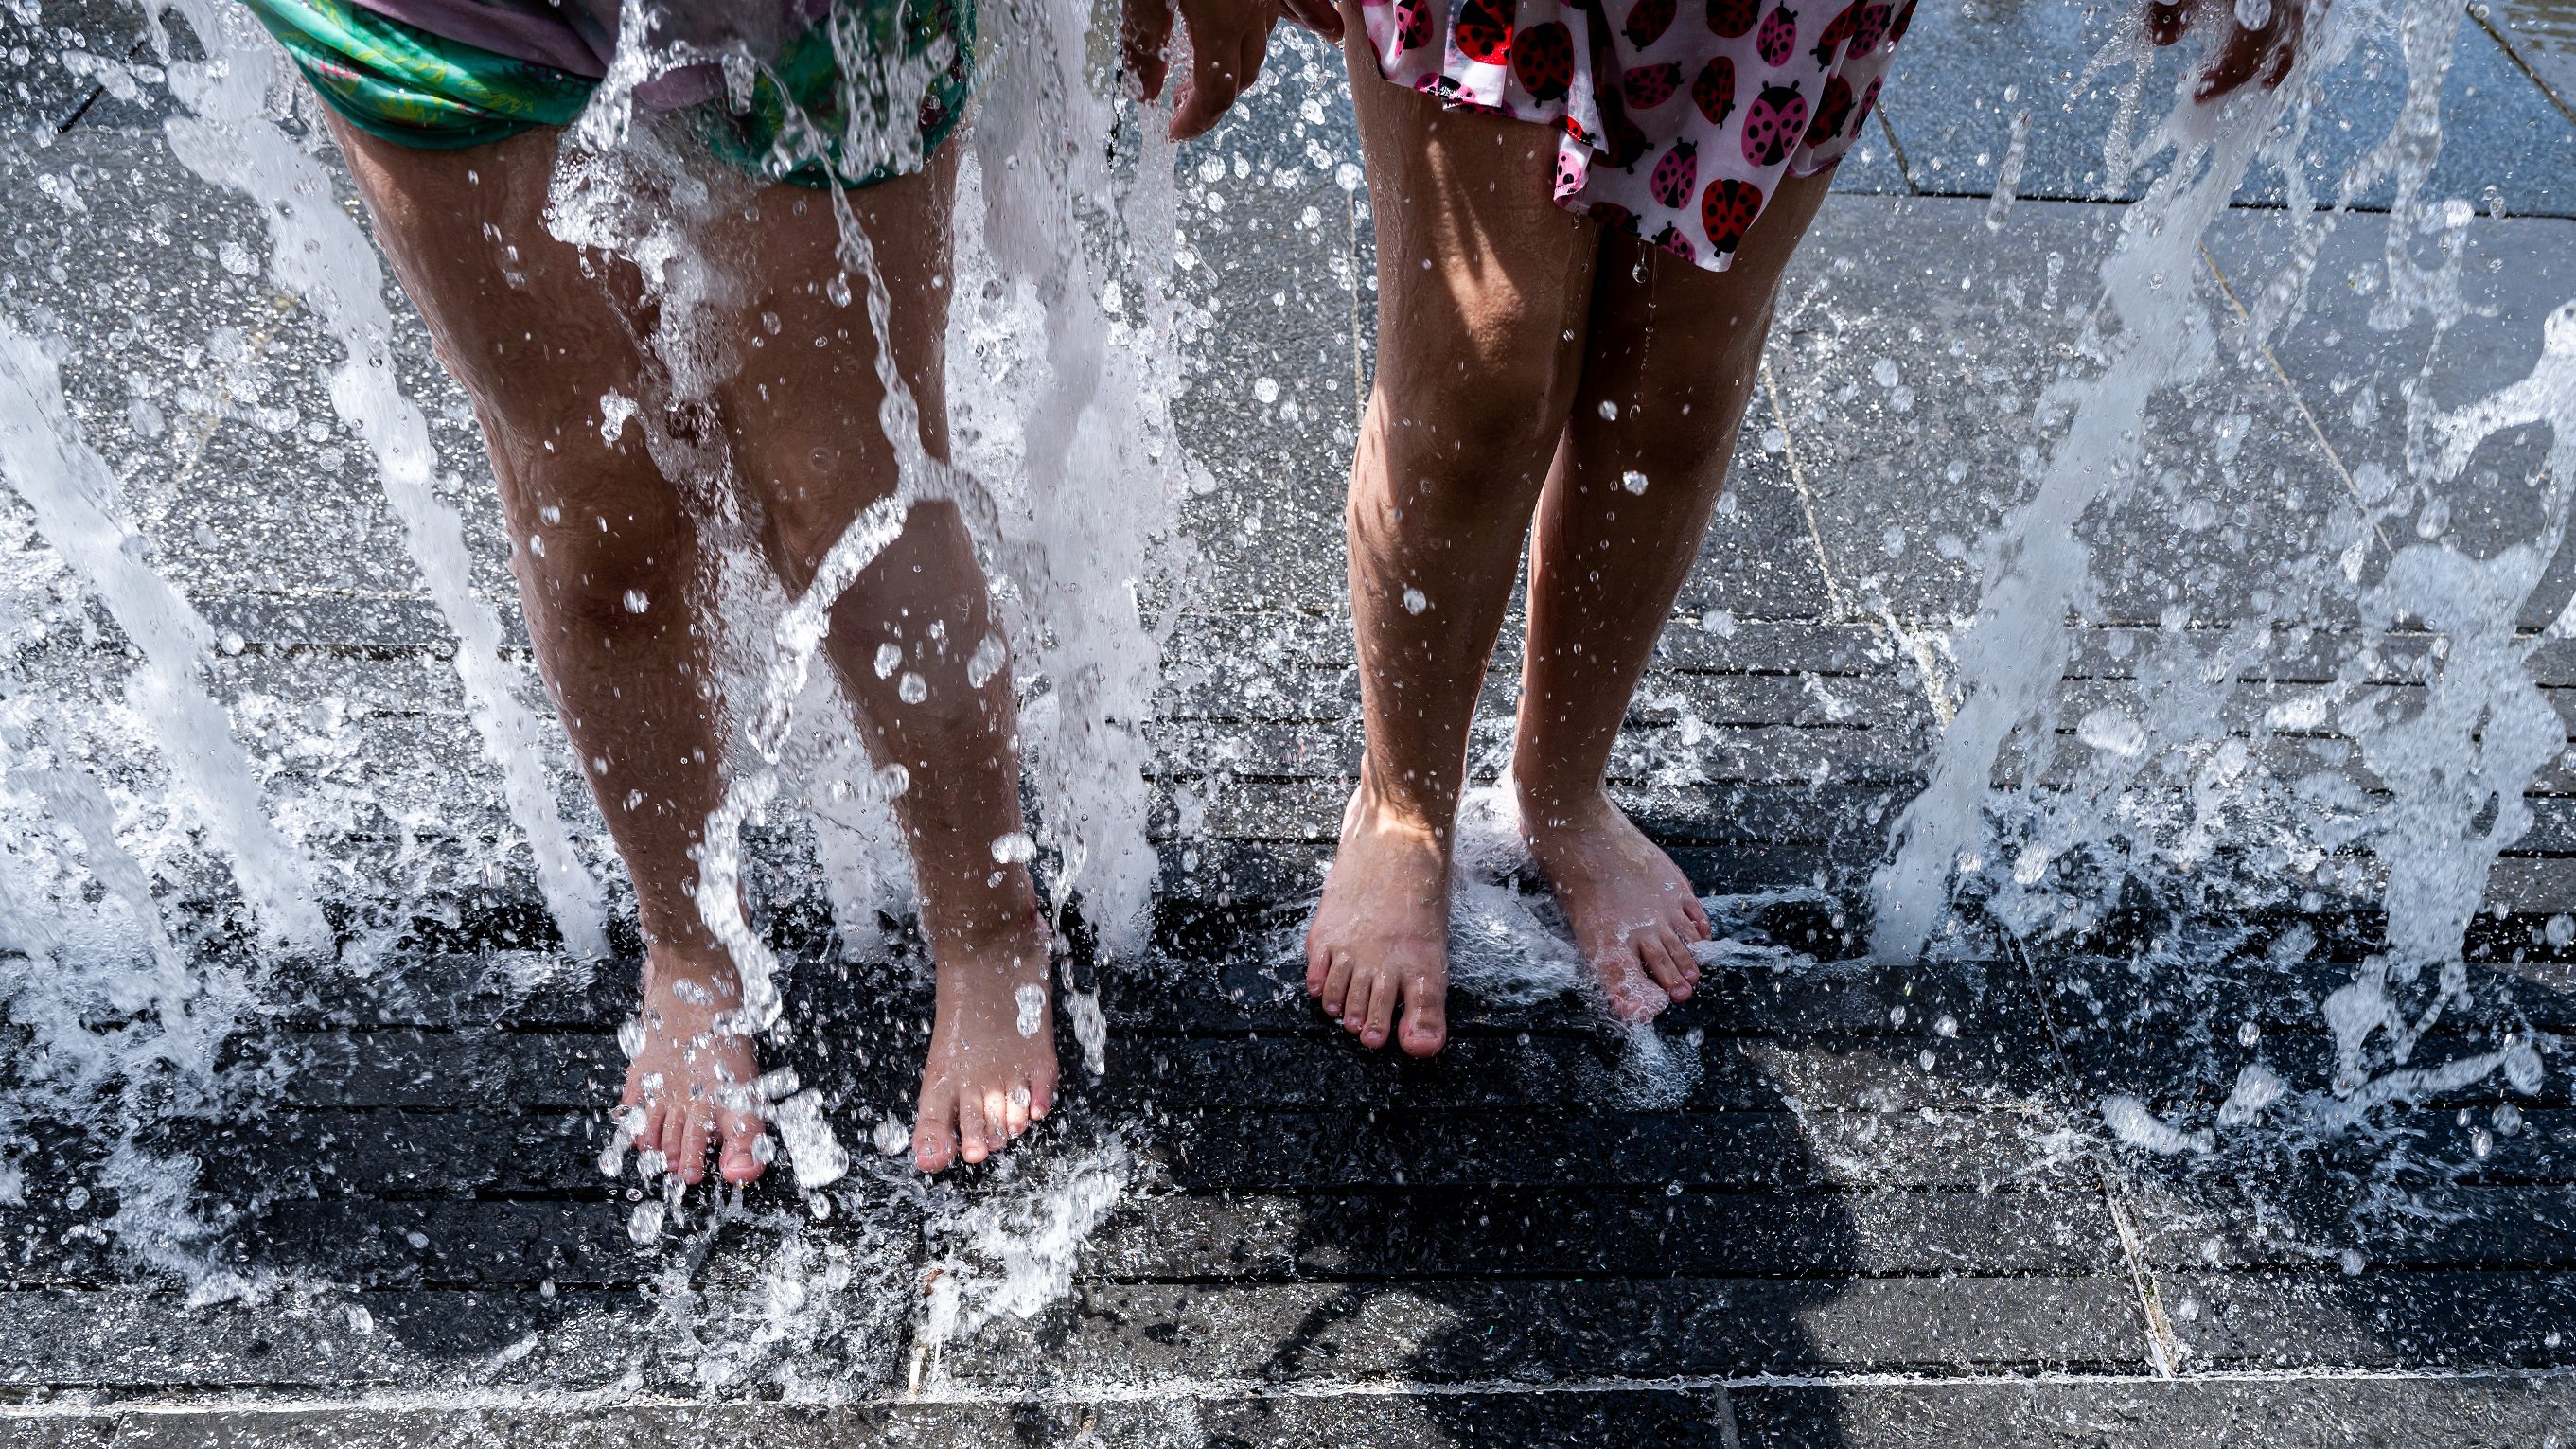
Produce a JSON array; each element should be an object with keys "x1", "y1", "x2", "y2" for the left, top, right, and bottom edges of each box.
[
  {"x1": 1516, "y1": 172, "x2": 1835, "y2": 1020},
  {"x1": 1303, "y1": 20, "x2": 1597, "y2": 1056},
  {"x1": 700, "y1": 164, "x2": 1056, "y2": 1172},
  {"x1": 325, "y1": 117, "x2": 767, "y2": 1183},
  {"x1": 331, "y1": 121, "x2": 1055, "y2": 1180}
]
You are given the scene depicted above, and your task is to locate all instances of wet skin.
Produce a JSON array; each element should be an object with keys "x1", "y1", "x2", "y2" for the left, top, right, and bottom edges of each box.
[
  {"x1": 1305, "y1": 3, "x2": 1834, "y2": 1048},
  {"x1": 326, "y1": 117, "x2": 1054, "y2": 1182}
]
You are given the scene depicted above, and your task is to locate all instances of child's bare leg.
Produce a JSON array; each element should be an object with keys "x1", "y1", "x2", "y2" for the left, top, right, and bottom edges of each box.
[
  {"x1": 1304, "y1": 22, "x2": 1597, "y2": 1055},
  {"x1": 325, "y1": 116, "x2": 768, "y2": 1184},
  {"x1": 1514, "y1": 172, "x2": 1834, "y2": 1020},
  {"x1": 706, "y1": 155, "x2": 1055, "y2": 1171}
]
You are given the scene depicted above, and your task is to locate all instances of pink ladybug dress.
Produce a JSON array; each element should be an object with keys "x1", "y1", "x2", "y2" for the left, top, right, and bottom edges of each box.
[{"x1": 1359, "y1": 0, "x2": 1915, "y2": 271}]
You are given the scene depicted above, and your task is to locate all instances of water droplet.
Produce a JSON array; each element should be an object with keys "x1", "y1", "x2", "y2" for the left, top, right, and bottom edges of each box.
[
  {"x1": 966, "y1": 633, "x2": 1008, "y2": 688},
  {"x1": 1621, "y1": 470, "x2": 1650, "y2": 494},
  {"x1": 873, "y1": 642, "x2": 902, "y2": 678},
  {"x1": 622, "y1": 589, "x2": 649, "y2": 614},
  {"x1": 1253, "y1": 377, "x2": 1279, "y2": 404},
  {"x1": 218, "y1": 631, "x2": 245, "y2": 656},
  {"x1": 897, "y1": 672, "x2": 928, "y2": 704},
  {"x1": 627, "y1": 1201, "x2": 666, "y2": 1244},
  {"x1": 1402, "y1": 587, "x2": 1428, "y2": 614},
  {"x1": 1015, "y1": 982, "x2": 1047, "y2": 1037},
  {"x1": 2237, "y1": 1020, "x2": 2261, "y2": 1047}
]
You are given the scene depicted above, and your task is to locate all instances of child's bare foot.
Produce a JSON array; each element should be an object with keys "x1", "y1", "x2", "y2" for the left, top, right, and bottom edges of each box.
[
  {"x1": 620, "y1": 951, "x2": 768, "y2": 1186},
  {"x1": 1518, "y1": 786, "x2": 1712, "y2": 1023},
  {"x1": 1304, "y1": 769, "x2": 1451, "y2": 1056},
  {"x1": 912, "y1": 905, "x2": 1060, "y2": 1173}
]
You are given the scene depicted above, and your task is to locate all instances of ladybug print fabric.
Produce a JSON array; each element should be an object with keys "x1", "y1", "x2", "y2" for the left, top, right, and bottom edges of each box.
[{"x1": 1362, "y1": 0, "x2": 1913, "y2": 271}]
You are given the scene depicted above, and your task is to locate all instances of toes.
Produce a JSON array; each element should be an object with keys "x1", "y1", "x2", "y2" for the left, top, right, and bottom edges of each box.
[
  {"x1": 989, "y1": 1084, "x2": 1024, "y2": 1140},
  {"x1": 1397, "y1": 969, "x2": 1448, "y2": 1057},
  {"x1": 636, "y1": 1101, "x2": 666, "y2": 1152},
  {"x1": 717, "y1": 1114, "x2": 766, "y2": 1184},
  {"x1": 958, "y1": 1092, "x2": 993, "y2": 1165},
  {"x1": 1654, "y1": 929, "x2": 1695, "y2": 1002},
  {"x1": 1319, "y1": 949, "x2": 1358, "y2": 1021},
  {"x1": 1304, "y1": 936, "x2": 1331, "y2": 997},
  {"x1": 1598, "y1": 949, "x2": 1667, "y2": 1023},
  {"x1": 1359, "y1": 970, "x2": 1398, "y2": 1050},
  {"x1": 1681, "y1": 893, "x2": 1713, "y2": 941},
  {"x1": 1634, "y1": 928, "x2": 1688, "y2": 995},
  {"x1": 675, "y1": 1113, "x2": 713, "y2": 1185},
  {"x1": 1029, "y1": 1062, "x2": 1058, "y2": 1121},
  {"x1": 913, "y1": 1087, "x2": 960, "y2": 1174}
]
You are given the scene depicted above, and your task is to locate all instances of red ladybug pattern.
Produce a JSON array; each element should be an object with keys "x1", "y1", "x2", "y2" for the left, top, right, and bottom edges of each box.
[
  {"x1": 1706, "y1": 0, "x2": 1756, "y2": 38},
  {"x1": 1700, "y1": 176, "x2": 1763, "y2": 254},
  {"x1": 1514, "y1": 20, "x2": 1578, "y2": 100},
  {"x1": 1622, "y1": 0, "x2": 1674, "y2": 47},
  {"x1": 1359, "y1": 0, "x2": 1908, "y2": 273},
  {"x1": 1692, "y1": 55, "x2": 1735, "y2": 125},
  {"x1": 1621, "y1": 61, "x2": 1684, "y2": 108},
  {"x1": 1454, "y1": 0, "x2": 1516, "y2": 63}
]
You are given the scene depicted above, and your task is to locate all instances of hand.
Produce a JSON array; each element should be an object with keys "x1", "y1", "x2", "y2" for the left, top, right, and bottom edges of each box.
[
  {"x1": 1123, "y1": 0, "x2": 1317, "y2": 139},
  {"x1": 2146, "y1": 0, "x2": 2310, "y2": 102}
]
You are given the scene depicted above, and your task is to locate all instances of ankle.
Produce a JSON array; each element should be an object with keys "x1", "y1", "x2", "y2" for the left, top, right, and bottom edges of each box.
[
  {"x1": 1352, "y1": 759, "x2": 1456, "y2": 849},
  {"x1": 926, "y1": 889, "x2": 1053, "y2": 971},
  {"x1": 640, "y1": 942, "x2": 742, "y2": 1006},
  {"x1": 1513, "y1": 778, "x2": 1613, "y2": 837}
]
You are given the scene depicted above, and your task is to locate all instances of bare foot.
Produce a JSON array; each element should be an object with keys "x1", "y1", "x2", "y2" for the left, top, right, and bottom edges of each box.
[
  {"x1": 1518, "y1": 786, "x2": 1712, "y2": 1023},
  {"x1": 913, "y1": 905, "x2": 1060, "y2": 1173},
  {"x1": 1304, "y1": 769, "x2": 1451, "y2": 1056},
  {"x1": 620, "y1": 950, "x2": 767, "y2": 1186}
]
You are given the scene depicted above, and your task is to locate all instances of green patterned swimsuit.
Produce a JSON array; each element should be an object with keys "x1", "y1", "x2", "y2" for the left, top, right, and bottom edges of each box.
[{"x1": 241, "y1": 0, "x2": 974, "y2": 187}]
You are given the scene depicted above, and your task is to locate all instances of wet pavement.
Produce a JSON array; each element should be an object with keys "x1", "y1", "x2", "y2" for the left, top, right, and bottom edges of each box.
[{"x1": 5, "y1": 2, "x2": 2576, "y2": 1443}]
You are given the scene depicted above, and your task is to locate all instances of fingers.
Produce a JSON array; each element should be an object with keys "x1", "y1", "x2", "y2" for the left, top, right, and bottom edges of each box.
[
  {"x1": 1279, "y1": 0, "x2": 1344, "y2": 41},
  {"x1": 1170, "y1": 0, "x2": 1269, "y2": 139},
  {"x1": 2195, "y1": 17, "x2": 2280, "y2": 100},
  {"x1": 1123, "y1": 0, "x2": 1176, "y2": 102},
  {"x1": 2149, "y1": 0, "x2": 2301, "y2": 103},
  {"x1": 2145, "y1": 0, "x2": 2191, "y2": 45}
]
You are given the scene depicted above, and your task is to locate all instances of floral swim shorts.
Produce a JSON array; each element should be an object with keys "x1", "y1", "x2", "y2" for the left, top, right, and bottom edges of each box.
[{"x1": 1360, "y1": 0, "x2": 1914, "y2": 270}]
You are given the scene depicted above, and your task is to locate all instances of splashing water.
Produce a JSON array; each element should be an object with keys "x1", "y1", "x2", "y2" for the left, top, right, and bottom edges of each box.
[{"x1": 1869, "y1": 0, "x2": 2566, "y2": 1140}]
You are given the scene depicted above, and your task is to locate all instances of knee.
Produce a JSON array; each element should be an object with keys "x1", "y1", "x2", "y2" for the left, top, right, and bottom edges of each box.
[
  {"x1": 1368, "y1": 344, "x2": 1576, "y2": 503},
  {"x1": 752, "y1": 437, "x2": 906, "y2": 593},
  {"x1": 511, "y1": 477, "x2": 696, "y2": 627}
]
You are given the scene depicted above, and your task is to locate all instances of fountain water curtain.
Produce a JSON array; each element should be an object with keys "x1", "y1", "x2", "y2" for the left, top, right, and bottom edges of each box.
[
  {"x1": 1872, "y1": 0, "x2": 2564, "y2": 1135},
  {"x1": 0, "y1": 0, "x2": 2562, "y2": 1335}
]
